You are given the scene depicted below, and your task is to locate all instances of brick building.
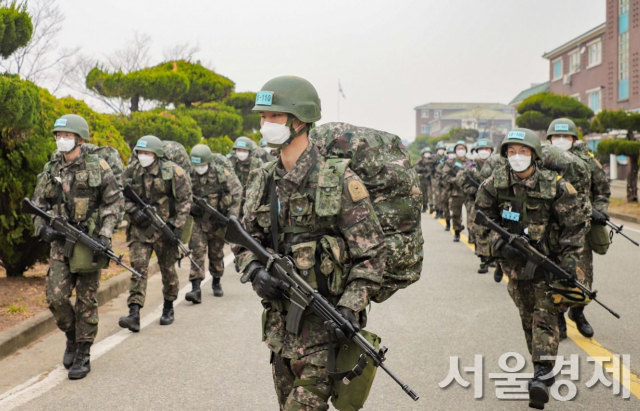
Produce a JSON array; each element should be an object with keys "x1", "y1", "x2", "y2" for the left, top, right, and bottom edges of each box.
[{"x1": 413, "y1": 103, "x2": 515, "y2": 138}]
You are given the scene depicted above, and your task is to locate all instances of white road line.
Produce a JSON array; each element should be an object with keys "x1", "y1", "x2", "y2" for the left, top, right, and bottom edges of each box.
[{"x1": 0, "y1": 253, "x2": 236, "y2": 411}]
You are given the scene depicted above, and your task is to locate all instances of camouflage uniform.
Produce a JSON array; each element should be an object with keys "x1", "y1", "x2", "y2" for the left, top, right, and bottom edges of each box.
[
  {"x1": 435, "y1": 159, "x2": 451, "y2": 220},
  {"x1": 458, "y1": 158, "x2": 487, "y2": 244},
  {"x1": 189, "y1": 162, "x2": 242, "y2": 281},
  {"x1": 32, "y1": 145, "x2": 124, "y2": 343},
  {"x1": 51, "y1": 143, "x2": 124, "y2": 188},
  {"x1": 123, "y1": 158, "x2": 192, "y2": 307},
  {"x1": 230, "y1": 155, "x2": 263, "y2": 217},
  {"x1": 431, "y1": 153, "x2": 446, "y2": 214},
  {"x1": 414, "y1": 158, "x2": 433, "y2": 208},
  {"x1": 254, "y1": 145, "x2": 275, "y2": 163},
  {"x1": 441, "y1": 158, "x2": 468, "y2": 232},
  {"x1": 475, "y1": 163, "x2": 586, "y2": 368},
  {"x1": 235, "y1": 143, "x2": 385, "y2": 411}
]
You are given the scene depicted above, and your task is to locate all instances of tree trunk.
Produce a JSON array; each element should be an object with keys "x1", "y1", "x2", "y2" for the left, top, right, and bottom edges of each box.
[
  {"x1": 627, "y1": 154, "x2": 639, "y2": 203},
  {"x1": 131, "y1": 94, "x2": 140, "y2": 112}
]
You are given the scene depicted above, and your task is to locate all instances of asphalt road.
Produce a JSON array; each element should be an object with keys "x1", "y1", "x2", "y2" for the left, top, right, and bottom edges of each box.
[{"x1": 1, "y1": 213, "x2": 639, "y2": 411}]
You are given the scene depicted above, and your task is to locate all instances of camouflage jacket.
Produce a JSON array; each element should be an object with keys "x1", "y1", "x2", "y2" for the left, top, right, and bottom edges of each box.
[
  {"x1": 231, "y1": 155, "x2": 263, "y2": 189},
  {"x1": 414, "y1": 158, "x2": 432, "y2": 181},
  {"x1": 441, "y1": 157, "x2": 468, "y2": 197},
  {"x1": 234, "y1": 143, "x2": 385, "y2": 313},
  {"x1": 51, "y1": 143, "x2": 124, "y2": 188},
  {"x1": 458, "y1": 158, "x2": 487, "y2": 196},
  {"x1": 252, "y1": 146, "x2": 275, "y2": 163},
  {"x1": 190, "y1": 161, "x2": 242, "y2": 233},
  {"x1": 570, "y1": 141, "x2": 611, "y2": 213},
  {"x1": 475, "y1": 163, "x2": 586, "y2": 280},
  {"x1": 32, "y1": 144, "x2": 124, "y2": 261},
  {"x1": 123, "y1": 158, "x2": 192, "y2": 243},
  {"x1": 479, "y1": 153, "x2": 505, "y2": 181}
]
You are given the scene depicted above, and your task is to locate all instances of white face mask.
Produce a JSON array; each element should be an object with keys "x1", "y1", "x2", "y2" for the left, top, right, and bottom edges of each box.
[
  {"x1": 551, "y1": 137, "x2": 573, "y2": 152},
  {"x1": 236, "y1": 151, "x2": 249, "y2": 161},
  {"x1": 56, "y1": 137, "x2": 76, "y2": 153},
  {"x1": 508, "y1": 154, "x2": 532, "y2": 173},
  {"x1": 194, "y1": 164, "x2": 209, "y2": 175},
  {"x1": 260, "y1": 121, "x2": 291, "y2": 146},
  {"x1": 456, "y1": 149, "x2": 467, "y2": 158},
  {"x1": 447, "y1": 153, "x2": 456, "y2": 160},
  {"x1": 423, "y1": 153, "x2": 432, "y2": 158},
  {"x1": 138, "y1": 153, "x2": 155, "y2": 168},
  {"x1": 477, "y1": 150, "x2": 492, "y2": 160},
  {"x1": 437, "y1": 149, "x2": 445, "y2": 155}
]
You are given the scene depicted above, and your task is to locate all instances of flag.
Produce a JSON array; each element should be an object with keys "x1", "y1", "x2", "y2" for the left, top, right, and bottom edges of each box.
[{"x1": 338, "y1": 81, "x2": 346, "y2": 99}]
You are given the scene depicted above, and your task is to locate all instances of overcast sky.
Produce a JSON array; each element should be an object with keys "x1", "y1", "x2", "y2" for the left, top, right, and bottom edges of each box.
[{"x1": 54, "y1": 0, "x2": 605, "y2": 141}]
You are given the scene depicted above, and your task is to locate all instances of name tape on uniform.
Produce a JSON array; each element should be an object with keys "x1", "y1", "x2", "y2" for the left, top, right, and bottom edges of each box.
[{"x1": 502, "y1": 209, "x2": 520, "y2": 222}]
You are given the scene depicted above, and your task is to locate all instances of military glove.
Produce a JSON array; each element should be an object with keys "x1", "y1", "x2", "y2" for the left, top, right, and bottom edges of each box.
[
  {"x1": 98, "y1": 235, "x2": 111, "y2": 249},
  {"x1": 172, "y1": 227, "x2": 183, "y2": 244},
  {"x1": 190, "y1": 203, "x2": 205, "y2": 217},
  {"x1": 559, "y1": 258, "x2": 578, "y2": 287},
  {"x1": 244, "y1": 262, "x2": 282, "y2": 300},
  {"x1": 325, "y1": 307, "x2": 360, "y2": 342},
  {"x1": 129, "y1": 207, "x2": 149, "y2": 226},
  {"x1": 496, "y1": 238, "x2": 526, "y2": 261},
  {"x1": 39, "y1": 225, "x2": 62, "y2": 243},
  {"x1": 591, "y1": 209, "x2": 609, "y2": 226}
]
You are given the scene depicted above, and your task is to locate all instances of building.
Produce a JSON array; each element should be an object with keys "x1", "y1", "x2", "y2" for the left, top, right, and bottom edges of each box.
[
  {"x1": 540, "y1": 0, "x2": 640, "y2": 113},
  {"x1": 509, "y1": 82, "x2": 550, "y2": 108},
  {"x1": 413, "y1": 103, "x2": 515, "y2": 138}
]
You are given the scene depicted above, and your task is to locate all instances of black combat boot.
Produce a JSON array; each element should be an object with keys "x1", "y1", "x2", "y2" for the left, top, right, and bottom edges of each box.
[
  {"x1": 493, "y1": 265, "x2": 503, "y2": 283},
  {"x1": 212, "y1": 277, "x2": 224, "y2": 297},
  {"x1": 185, "y1": 279, "x2": 202, "y2": 304},
  {"x1": 568, "y1": 307, "x2": 594, "y2": 338},
  {"x1": 453, "y1": 230, "x2": 460, "y2": 242},
  {"x1": 477, "y1": 257, "x2": 488, "y2": 274},
  {"x1": 558, "y1": 313, "x2": 567, "y2": 341},
  {"x1": 422, "y1": 205, "x2": 427, "y2": 213},
  {"x1": 528, "y1": 363, "x2": 554, "y2": 409},
  {"x1": 68, "y1": 342, "x2": 91, "y2": 380},
  {"x1": 160, "y1": 300, "x2": 174, "y2": 325},
  {"x1": 444, "y1": 220, "x2": 451, "y2": 231},
  {"x1": 429, "y1": 204, "x2": 434, "y2": 214},
  {"x1": 63, "y1": 330, "x2": 77, "y2": 370},
  {"x1": 118, "y1": 304, "x2": 141, "y2": 332},
  {"x1": 434, "y1": 210, "x2": 441, "y2": 219}
]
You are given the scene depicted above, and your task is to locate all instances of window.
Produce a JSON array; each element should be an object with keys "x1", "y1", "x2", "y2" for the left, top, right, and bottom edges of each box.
[
  {"x1": 552, "y1": 59, "x2": 563, "y2": 80},
  {"x1": 434, "y1": 110, "x2": 441, "y2": 119},
  {"x1": 571, "y1": 93, "x2": 581, "y2": 102},
  {"x1": 421, "y1": 125, "x2": 430, "y2": 134},
  {"x1": 421, "y1": 110, "x2": 429, "y2": 118},
  {"x1": 587, "y1": 88, "x2": 602, "y2": 113},
  {"x1": 619, "y1": 0, "x2": 630, "y2": 100},
  {"x1": 588, "y1": 40, "x2": 602, "y2": 67},
  {"x1": 569, "y1": 50, "x2": 580, "y2": 73}
]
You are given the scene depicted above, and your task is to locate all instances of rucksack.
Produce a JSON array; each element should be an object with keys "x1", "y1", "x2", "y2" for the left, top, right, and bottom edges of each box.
[
  {"x1": 309, "y1": 122, "x2": 424, "y2": 303},
  {"x1": 161, "y1": 141, "x2": 192, "y2": 175}
]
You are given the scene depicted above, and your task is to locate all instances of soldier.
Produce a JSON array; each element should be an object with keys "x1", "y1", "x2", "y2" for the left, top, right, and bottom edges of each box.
[
  {"x1": 475, "y1": 128, "x2": 586, "y2": 409},
  {"x1": 547, "y1": 118, "x2": 611, "y2": 339},
  {"x1": 431, "y1": 142, "x2": 447, "y2": 218},
  {"x1": 186, "y1": 144, "x2": 242, "y2": 302},
  {"x1": 230, "y1": 136, "x2": 263, "y2": 217},
  {"x1": 31, "y1": 114, "x2": 124, "y2": 380},
  {"x1": 435, "y1": 146, "x2": 455, "y2": 229},
  {"x1": 233, "y1": 76, "x2": 385, "y2": 411},
  {"x1": 442, "y1": 141, "x2": 469, "y2": 241},
  {"x1": 414, "y1": 147, "x2": 434, "y2": 213},
  {"x1": 118, "y1": 135, "x2": 192, "y2": 331},
  {"x1": 254, "y1": 139, "x2": 275, "y2": 163}
]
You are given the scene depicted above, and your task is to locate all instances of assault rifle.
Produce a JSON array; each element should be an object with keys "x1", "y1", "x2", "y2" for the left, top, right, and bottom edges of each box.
[
  {"x1": 123, "y1": 185, "x2": 202, "y2": 272},
  {"x1": 591, "y1": 208, "x2": 639, "y2": 247},
  {"x1": 207, "y1": 207, "x2": 420, "y2": 402},
  {"x1": 22, "y1": 198, "x2": 142, "y2": 278},
  {"x1": 475, "y1": 210, "x2": 620, "y2": 319},
  {"x1": 192, "y1": 195, "x2": 222, "y2": 224}
]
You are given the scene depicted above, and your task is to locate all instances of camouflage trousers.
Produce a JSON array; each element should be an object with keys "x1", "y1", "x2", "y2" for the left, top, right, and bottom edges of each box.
[
  {"x1": 46, "y1": 259, "x2": 100, "y2": 343},
  {"x1": 188, "y1": 223, "x2": 226, "y2": 281},
  {"x1": 465, "y1": 195, "x2": 476, "y2": 244},
  {"x1": 438, "y1": 187, "x2": 451, "y2": 219},
  {"x1": 507, "y1": 276, "x2": 562, "y2": 367},
  {"x1": 420, "y1": 178, "x2": 432, "y2": 207},
  {"x1": 448, "y1": 195, "x2": 465, "y2": 231},
  {"x1": 271, "y1": 351, "x2": 332, "y2": 411},
  {"x1": 577, "y1": 240, "x2": 594, "y2": 288},
  {"x1": 128, "y1": 240, "x2": 179, "y2": 307}
]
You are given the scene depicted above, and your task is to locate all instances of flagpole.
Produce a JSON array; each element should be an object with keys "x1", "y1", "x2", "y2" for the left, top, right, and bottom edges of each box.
[{"x1": 337, "y1": 80, "x2": 340, "y2": 122}]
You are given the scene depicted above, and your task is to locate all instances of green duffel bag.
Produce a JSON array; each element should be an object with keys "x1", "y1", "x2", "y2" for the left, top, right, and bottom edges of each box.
[
  {"x1": 588, "y1": 224, "x2": 611, "y2": 255},
  {"x1": 69, "y1": 241, "x2": 108, "y2": 274},
  {"x1": 330, "y1": 330, "x2": 381, "y2": 411}
]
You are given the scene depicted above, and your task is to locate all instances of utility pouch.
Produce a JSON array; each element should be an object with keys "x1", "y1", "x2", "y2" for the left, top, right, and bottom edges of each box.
[
  {"x1": 69, "y1": 241, "x2": 108, "y2": 274},
  {"x1": 181, "y1": 215, "x2": 194, "y2": 244},
  {"x1": 588, "y1": 224, "x2": 611, "y2": 255}
]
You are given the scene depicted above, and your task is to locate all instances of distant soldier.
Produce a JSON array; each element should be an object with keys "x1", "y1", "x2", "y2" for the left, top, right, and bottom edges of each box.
[
  {"x1": 436, "y1": 145, "x2": 456, "y2": 232},
  {"x1": 32, "y1": 114, "x2": 124, "y2": 380},
  {"x1": 119, "y1": 135, "x2": 192, "y2": 331},
  {"x1": 442, "y1": 140, "x2": 470, "y2": 242},
  {"x1": 414, "y1": 147, "x2": 434, "y2": 213},
  {"x1": 230, "y1": 136, "x2": 263, "y2": 216},
  {"x1": 432, "y1": 142, "x2": 447, "y2": 218},
  {"x1": 253, "y1": 139, "x2": 275, "y2": 163},
  {"x1": 186, "y1": 144, "x2": 242, "y2": 301},
  {"x1": 475, "y1": 128, "x2": 586, "y2": 409}
]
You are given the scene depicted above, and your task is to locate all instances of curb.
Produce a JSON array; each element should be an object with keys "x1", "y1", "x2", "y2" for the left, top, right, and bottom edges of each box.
[
  {"x1": 0, "y1": 259, "x2": 159, "y2": 361},
  {"x1": 609, "y1": 211, "x2": 640, "y2": 225}
]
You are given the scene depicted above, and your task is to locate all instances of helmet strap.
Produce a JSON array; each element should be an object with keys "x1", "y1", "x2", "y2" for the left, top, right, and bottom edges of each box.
[{"x1": 268, "y1": 115, "x2": 309, "y2": 150}]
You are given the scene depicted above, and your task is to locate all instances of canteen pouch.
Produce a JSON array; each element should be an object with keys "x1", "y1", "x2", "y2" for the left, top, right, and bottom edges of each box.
[
  {"x1": 330, "y1": 330, "x2": 380, "y2": 411},
  {"x1": 69, "y1": 241, "x2": 108, "y2": 274},
  {"x1": 181, "y1": 215, "x2": 194, "y2": 244},
  {"x1": 588, "y1": 224, "x2": 610, "y2": 255}
]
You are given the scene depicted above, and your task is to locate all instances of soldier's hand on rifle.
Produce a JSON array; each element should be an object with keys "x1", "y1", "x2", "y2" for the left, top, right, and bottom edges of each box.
[
  {"x1": 38, "y1": 225, "x2": 62, "y2": 243},
  {"x1": 244, "y1": 262, "x2": 282, "y2": 300},
  {"x1": 172, "y1": 226, "x2": 183, "y2": 244},
  {"x1": 591, "y1": 208, "x2": 609, "y2": 226},
  {"x1": 98, "y1": 235, "x2": 111, "y2": 249},
  {"x1": 559, "y1": 259, "x2": 578, "y2": 287},
  {"x1": 190, "y1": 203, "x2": 205, "y2": 217},
  {"x1": 129, "y1": 207, "x2": 149, "y2": 226},
  {"x1": 495, "y1": 238, "x2": 526, "y2": 261},
  {"x1": 325, "y1": 307, "x2": 360, "y2": 342}
]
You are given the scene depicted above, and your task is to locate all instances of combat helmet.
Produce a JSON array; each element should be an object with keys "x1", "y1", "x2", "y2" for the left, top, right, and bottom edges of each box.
[
  {"x1": 190, "y1": 144, "x2": 213, "y2": 165},
  {"x1": 233, "y1": 136, "x2": 255, "y2": 151},
  {"x1": 475, "y1": 138, "x2": 494, "y2": 151},
  {"x1": 134, "y1": 135, "x2": 164, "y2": 157},
  {"x1": 454, "y1": 140, "x2": 467, "y2": 152},
  {"x1": 252, "y1": 76, "x2": 321, "y2": 123},
  {"x1": 53, "y1": 114, "x2": 90, "y2": 140},
  {"x1": 500, "y1": 128, "x2": 542, "y2": 159},
  {"x1": 546, "y1": 118, "x2": 578, "y2": 140}
]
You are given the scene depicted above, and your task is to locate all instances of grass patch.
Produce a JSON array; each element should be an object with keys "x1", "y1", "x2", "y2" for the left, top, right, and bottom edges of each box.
[
  {"x1": 7, "y1": 304, "x2": 27, "y2": 315},
  {"x1": 609, "y1": 198, "x2": 640, "y2": 220}
]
